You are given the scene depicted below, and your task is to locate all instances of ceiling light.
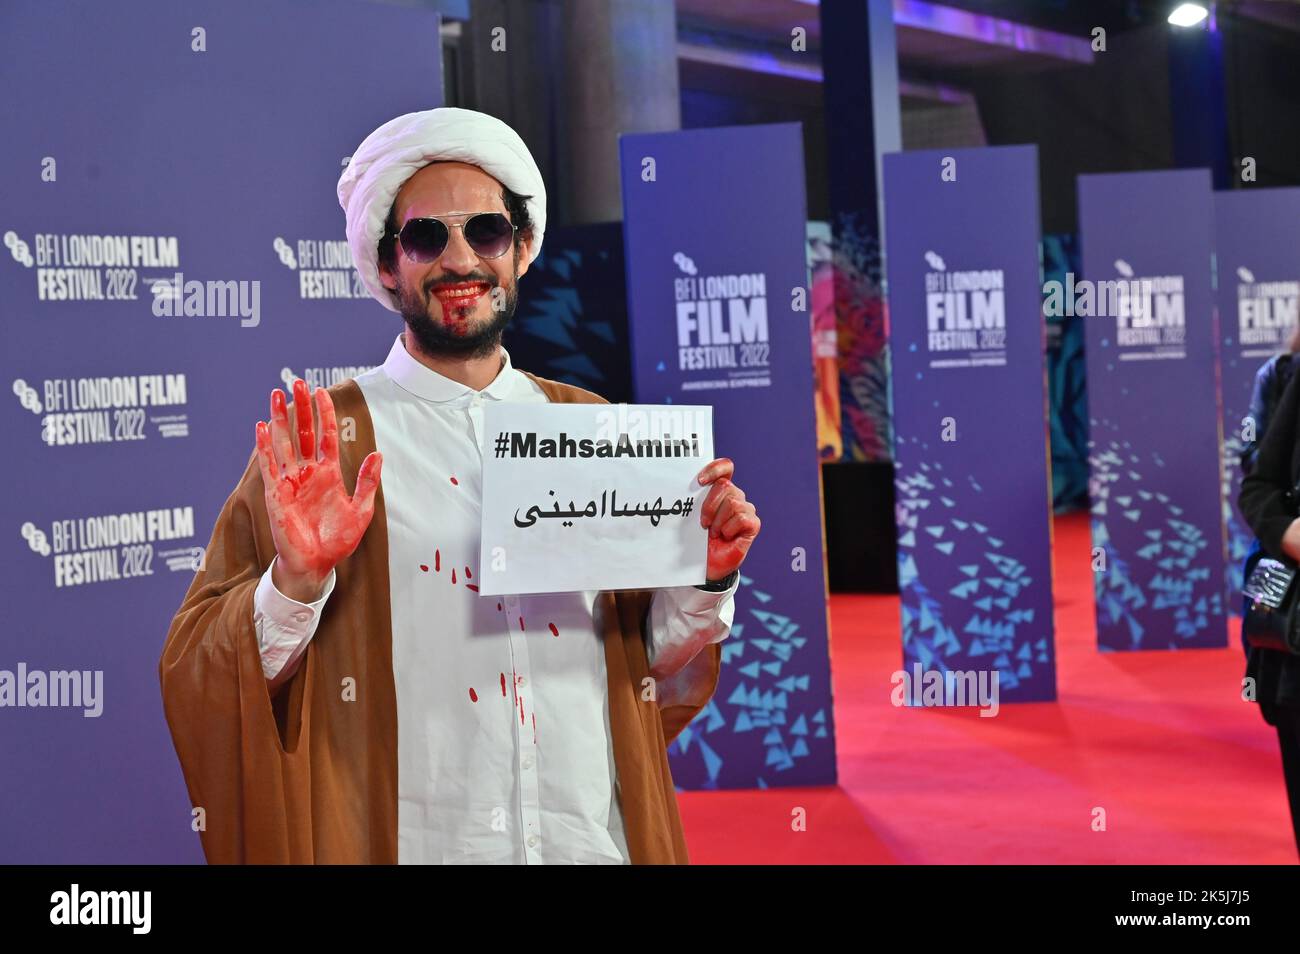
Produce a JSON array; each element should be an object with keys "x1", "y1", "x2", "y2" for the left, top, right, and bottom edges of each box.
[{"x1": 1168, "y1": 3, "x2": 1209, "y2": 27}]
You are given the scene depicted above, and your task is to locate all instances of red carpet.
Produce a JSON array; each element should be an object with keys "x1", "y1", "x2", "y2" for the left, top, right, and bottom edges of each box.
[{"x1": 678, "y1": 511, "x2": 1298, "y2": 863}]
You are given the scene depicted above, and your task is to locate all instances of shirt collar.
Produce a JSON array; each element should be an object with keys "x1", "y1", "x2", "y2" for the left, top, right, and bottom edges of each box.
[{"x1": 381, "y1": 332, "x2": 523, "y2": 404}]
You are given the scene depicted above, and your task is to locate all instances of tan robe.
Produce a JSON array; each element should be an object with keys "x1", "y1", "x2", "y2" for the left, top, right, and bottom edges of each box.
[{"x1": 158, "y1": 372, "x2": 720, "y2": 864}]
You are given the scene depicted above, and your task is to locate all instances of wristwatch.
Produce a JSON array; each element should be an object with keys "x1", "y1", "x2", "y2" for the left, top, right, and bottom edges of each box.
[{"x1": 694, "y1": 569, "x2": 739, "y2": 592}]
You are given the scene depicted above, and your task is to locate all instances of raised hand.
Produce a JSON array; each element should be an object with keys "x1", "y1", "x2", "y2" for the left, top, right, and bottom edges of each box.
[
  {"x1": 696, "y1": 457, "x2": 760, "y2": 583},
  {"x1": 254, "y1": 379, "x2": 382, "y2": 602}
]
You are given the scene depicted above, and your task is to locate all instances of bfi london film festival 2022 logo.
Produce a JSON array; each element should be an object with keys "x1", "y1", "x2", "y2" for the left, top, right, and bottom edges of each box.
[
  {"x1": 922, "y1": 250, "x2": 1008, "y2": 369},
  {"x1": 1231, "y1": 265, "x2": 1298, "y2": 360},
  {"x1": 4, "y1": 225, "x2": 254, "y2": 325},
  {"x1": 5, "y1": 227, "x2": 208, "y2": 445},
  {"x1": 672, "y1": 251, "x2": 772, "y2": 391},
  {"x1": 1043, "y1": 258, "x2": 1188, "y2": 361},
  {"x1": 13, "y1": 374, "x2": 190, "y2": 447},
  {"x1": 268, "y1": 153, "x2": 371, "y2": 302},
  {"x1": 21, "y1": 507, "x2": 201, "y2": 589},
  {"x1": 271, "y1": 234, "x2": 368, "y2": 300}
]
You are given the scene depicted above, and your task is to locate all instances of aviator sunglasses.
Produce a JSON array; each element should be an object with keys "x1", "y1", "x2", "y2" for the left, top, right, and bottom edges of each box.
[{"x1": 386, "y1": 211, "x2": 518, "y2": 263}]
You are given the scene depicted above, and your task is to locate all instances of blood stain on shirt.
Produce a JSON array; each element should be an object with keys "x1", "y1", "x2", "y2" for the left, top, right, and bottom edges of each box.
[
  {"x1": 532, "y1": 713, "x2": 537, "y2": 745},
  {"x1": 468, "y1": 688, "x2": 478, "y2": 702},
  {"x1": 518, "y1": 696, "x2": 525, "y2": 725},
  {"x1": 549, "y1": 622, "x2": 559, "y2": 637},
  {"x1": 419, "y1": 564, "x2": 428, "y2": 572},
  {"x1": 497, "y1": 601, "x2": 503, "y2": 611},
  {"x1": 449, "y1": 476, "x2": 459, "y2": 485},
  {"x1": 466, "y1": 584, "x2": 479, "y2": 592},
  {"x1": 452, "y1": 568, "x2": 457, "y2": 584},
  {"x1": 518, "y1": 616, "x2": 525, "y2": 632},
  {"x1": 464, "y1": 566, "x2": 473, "y2": 579},
  {"x1": 500, "y1": 672, "x2": 507, "y2": 696},
  {"x1": 435, "y1": 549, "x2": 441, "y2": 572}
]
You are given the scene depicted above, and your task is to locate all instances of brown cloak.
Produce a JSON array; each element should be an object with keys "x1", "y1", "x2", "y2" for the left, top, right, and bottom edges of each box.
[{"x1": 158, "y1": 373, "x2": 721, "y2": 864}]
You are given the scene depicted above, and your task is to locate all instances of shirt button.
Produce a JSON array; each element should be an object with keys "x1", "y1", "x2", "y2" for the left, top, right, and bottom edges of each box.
[
  {"x1": 527, "y1": 835, "x2": 538, "y2": 848},
  {"x1": 293, "y1": 611, "x2": 310, "y2": 623},
  {"x1": 522, "y1": 755, "x2": 534, "y2": 769}
]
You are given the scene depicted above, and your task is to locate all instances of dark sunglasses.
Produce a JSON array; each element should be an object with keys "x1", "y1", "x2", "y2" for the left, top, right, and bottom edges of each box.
[{"x1": 387, "y1": 212, "x2": 518, "y2": 263}]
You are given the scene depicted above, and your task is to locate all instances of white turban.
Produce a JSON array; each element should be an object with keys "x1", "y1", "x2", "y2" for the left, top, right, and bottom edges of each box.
[{"x1": 337, "y1": 107, "x2": 547, "y2": 313}]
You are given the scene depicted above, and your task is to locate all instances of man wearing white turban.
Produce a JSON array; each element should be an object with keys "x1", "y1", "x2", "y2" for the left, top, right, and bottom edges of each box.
[{"x1": 160, "y1": 107, "x2": 762, "y2": 865}]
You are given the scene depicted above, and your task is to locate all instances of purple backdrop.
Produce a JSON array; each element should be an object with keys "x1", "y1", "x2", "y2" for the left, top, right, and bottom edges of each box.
[
  {"x1": 619, "y1": 123, "x2": 836, "y2": 788},
  {"x1": 1214, "y1": 188, "x2": 1300, "y2": 612},
  {"x1": 1078, "y1": 170, "x2": 1227, "y2": 651},
  {"x1": 883, "y1": 145, "x2": 1057, "y2": 703},
  {"x1": 0, "y1": 0, "x2": 442, "y2": 863}
]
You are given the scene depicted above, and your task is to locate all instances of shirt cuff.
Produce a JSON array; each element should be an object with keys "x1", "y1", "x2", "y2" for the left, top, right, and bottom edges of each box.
[
  {"x1": 646, "y1": 572, "x2": 739, "y2": 671},
  {"x1": 677, "y1": 569, "x2": 741, "y2": 609},
  {"x1": 252, "y1": 556, "x2": 336, "y2": 678}
]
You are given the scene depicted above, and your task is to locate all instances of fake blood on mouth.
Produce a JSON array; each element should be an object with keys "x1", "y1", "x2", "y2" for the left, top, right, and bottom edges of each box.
[{"x1": 432, "y1": 282, "x2": 490, "y2": 322}]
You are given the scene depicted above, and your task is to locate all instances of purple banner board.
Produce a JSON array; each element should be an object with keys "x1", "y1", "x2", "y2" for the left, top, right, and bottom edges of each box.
[
  {"x1": 0, "y1": 0, "x2": 442, "y2": 862},
  {"x1": 1078, "y1": 170, "x2": 1227, "y2": 651},
  {"x1": 619, "y1": 123, "x2": 836, "y2": 787},
  {"x1": 1215, "y1": 188, "x2": 1300, "y2": 613},
  {"x1": 883, "y1": 144, "x2": 1057, "y2": 703}
]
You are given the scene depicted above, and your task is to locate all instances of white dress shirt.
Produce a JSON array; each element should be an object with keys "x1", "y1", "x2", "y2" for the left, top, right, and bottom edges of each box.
[{"x1": 252, "y1": 333, "x2": 736, "y2": 864}]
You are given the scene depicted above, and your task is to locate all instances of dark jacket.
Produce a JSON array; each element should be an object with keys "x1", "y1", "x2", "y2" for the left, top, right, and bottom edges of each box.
[
  {"x1": 1242, "y1": 353, "x2": 1292, "y2": 478},
  {"x1": 1237, "y1": 356, "x2": 1300, "y2": 723}
]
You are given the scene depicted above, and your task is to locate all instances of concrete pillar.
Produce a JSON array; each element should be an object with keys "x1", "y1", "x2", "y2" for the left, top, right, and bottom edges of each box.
[{"x1": 559, "y1": 0, "x2": 681, "y2": 224}]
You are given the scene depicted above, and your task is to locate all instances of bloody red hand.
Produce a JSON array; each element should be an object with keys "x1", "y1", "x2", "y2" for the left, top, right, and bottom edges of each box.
[
  {"x1": 254, "y1": 379, "x2": 382, "y2": 598},
  {"x1": 696, "y1": 457, "x2": 760, "y2": 582}
]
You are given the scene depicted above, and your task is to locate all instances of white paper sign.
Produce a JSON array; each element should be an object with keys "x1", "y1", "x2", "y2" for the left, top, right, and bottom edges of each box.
[{"x1": 478, "y1": 402, "x2": 714, "y2": 595}]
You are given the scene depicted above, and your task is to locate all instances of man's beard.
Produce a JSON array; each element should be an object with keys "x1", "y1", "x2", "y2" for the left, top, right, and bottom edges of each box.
[{"x1": 395, "y1": 266, "x2": 519, "y2": 360}]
